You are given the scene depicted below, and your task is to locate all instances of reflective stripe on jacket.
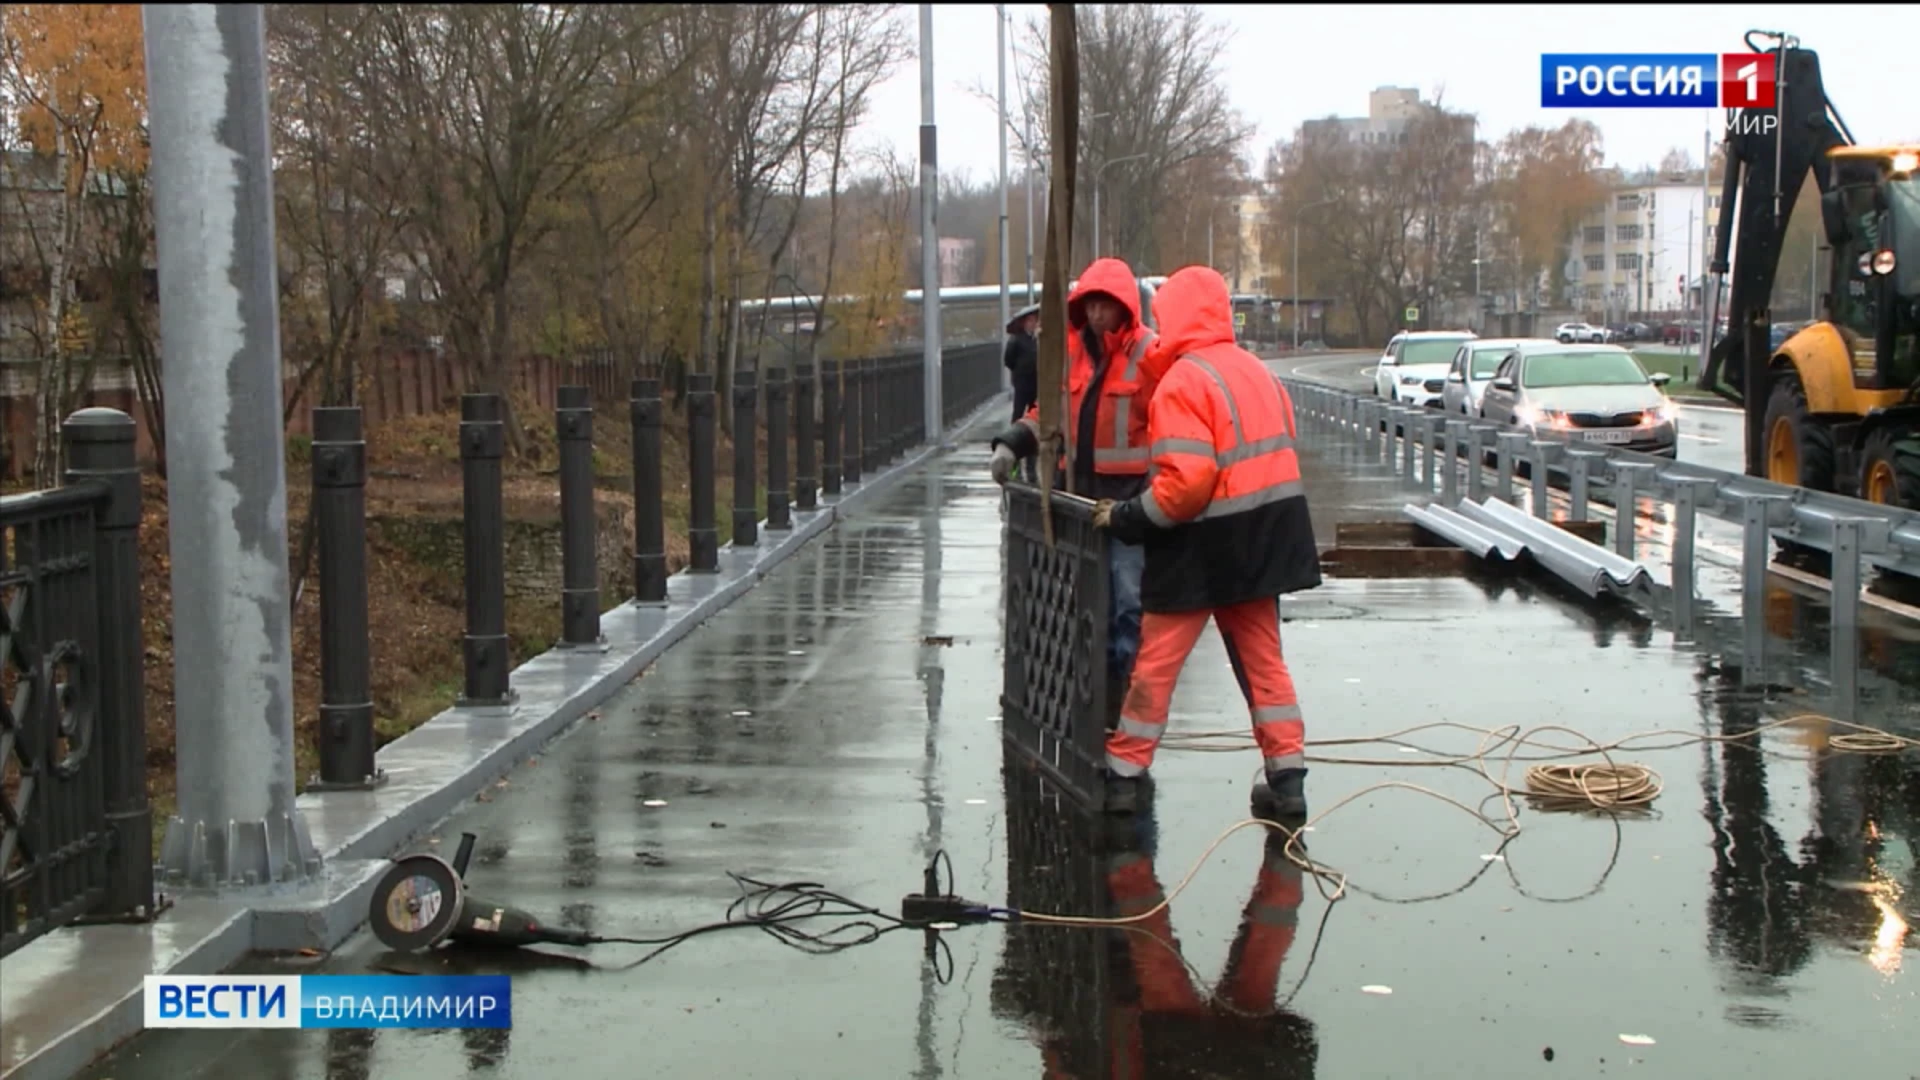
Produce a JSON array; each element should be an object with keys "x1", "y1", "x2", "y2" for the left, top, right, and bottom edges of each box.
[
  {"x1": 1001, "y1": 257, "x2": 1160, "y2": 486},
  {"x1": 1128, "y1": 266, "x2": 1321, "y2": 612}
]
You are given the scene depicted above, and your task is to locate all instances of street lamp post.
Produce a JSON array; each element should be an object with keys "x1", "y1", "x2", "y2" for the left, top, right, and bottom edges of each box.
[
  {"x1": 1092, "y1": 152, "x2": 1147, "y2": 258},
  {"x1": 1292, "y1": 198, "x2": 1336, "y2": 350}
]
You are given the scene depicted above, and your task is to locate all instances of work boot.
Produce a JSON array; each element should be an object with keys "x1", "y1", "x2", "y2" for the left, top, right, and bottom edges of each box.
[
  {"x1": 1104, "y1": 771, "x2": 1150, "y2": 816},
  {"x1": 1250, "y1": 767, "x2": 1309, "y2": 823}
]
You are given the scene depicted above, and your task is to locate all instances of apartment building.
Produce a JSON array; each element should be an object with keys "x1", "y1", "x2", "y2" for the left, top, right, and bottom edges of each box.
[{"x1": 1566, "y1": 167, "x2": 1721, "y2": 320}]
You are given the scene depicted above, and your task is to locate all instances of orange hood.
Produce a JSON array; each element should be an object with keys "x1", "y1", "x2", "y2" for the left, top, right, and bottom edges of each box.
[
  {"x1": 1066, "y1": 257, "x2": 1143, "y2": 333},
  {"x1": 1142, "y1": 266, "x2": 1236, "y2": 379}
]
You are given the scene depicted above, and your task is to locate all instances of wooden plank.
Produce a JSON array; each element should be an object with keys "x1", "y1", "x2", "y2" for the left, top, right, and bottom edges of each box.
[{"x1": 1319, "y1": 545, "x2": 1473, "y2": 578}]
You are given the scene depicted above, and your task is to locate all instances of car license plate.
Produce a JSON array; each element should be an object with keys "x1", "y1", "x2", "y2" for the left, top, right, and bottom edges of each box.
[{"x1": 1583, "y1": 429, "x2": 1632, "y2": 444}]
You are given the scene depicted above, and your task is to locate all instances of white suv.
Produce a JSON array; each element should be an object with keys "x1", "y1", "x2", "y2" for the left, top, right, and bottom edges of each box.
[
  {"x1": 1372, "y1": 330, "x2": 1477, "y2": 407},
  {"x1": 1555, "y1": 322, "x2": 1607, "y2": 343}
]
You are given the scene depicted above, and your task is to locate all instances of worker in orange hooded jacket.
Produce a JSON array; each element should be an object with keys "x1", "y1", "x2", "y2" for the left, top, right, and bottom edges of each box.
[
  {"x1": 989, "y1": 257, "x2": 1161, "y2": 715},
  {"x1": 1093, "y1": 265, "x2": 1322, "y2": 818}
]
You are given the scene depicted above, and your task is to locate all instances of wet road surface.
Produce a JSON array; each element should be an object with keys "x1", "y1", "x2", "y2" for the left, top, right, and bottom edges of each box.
[{"x1": 81, "y1": 437, "x2": 1919, "y2": 1079}]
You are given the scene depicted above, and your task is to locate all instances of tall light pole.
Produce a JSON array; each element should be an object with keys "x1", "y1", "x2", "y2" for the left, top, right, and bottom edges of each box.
[
  {"x1": 144, "y1": 2, "x2": 319, "y2": 888},
  {"x1": 1291, "y1": 198, "x2": 1335, "y2": 350},
  {"x1": 1092, "y1": 152, "x2": 1147, "y2": 259},
  {"x1": 1024, "y1": 111, "x2": 1036, "y2": 300},
  {"x1": 917, "y1": 4, "x2": 942, "y2": 439},
  {"x1": 996, "y1": 3, "x2": 1010, "y2": 368}
]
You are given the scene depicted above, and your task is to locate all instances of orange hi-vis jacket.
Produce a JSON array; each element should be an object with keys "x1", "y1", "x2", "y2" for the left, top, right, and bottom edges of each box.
[
  {"x1": 993, "y1": 257, "x2": 1159, "y2": 498},
  {"x1": 1103, "y1": 266, "x2": 1322, "y2": 613}
]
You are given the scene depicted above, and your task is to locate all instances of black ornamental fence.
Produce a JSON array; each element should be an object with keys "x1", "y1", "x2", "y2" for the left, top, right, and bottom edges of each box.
[{"x1": 0, "y1": 344, "x2": 1002, "y2": 959}]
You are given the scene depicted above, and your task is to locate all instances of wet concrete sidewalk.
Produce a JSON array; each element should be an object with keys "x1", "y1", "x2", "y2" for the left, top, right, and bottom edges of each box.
[{"x1": 82, "y1": 441, "x2": 1919, "y2": 1079}]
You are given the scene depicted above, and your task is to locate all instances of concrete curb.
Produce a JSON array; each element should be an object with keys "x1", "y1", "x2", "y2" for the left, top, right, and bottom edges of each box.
[{"x1": 0, "y1": 393, "x2": 1009, "y2": 1080}]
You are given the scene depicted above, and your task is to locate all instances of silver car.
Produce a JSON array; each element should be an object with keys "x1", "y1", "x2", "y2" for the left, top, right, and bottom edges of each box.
[
  {"x1": 1477, "y1": 343, "x2": 1679, "y2": 458},
  {"x1": 1441, "y1": 338, "x2": 1532, "y2": 417}
]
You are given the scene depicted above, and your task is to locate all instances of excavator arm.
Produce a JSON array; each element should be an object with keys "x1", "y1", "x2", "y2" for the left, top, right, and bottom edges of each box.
[{"x1": 1696, "y1": 34, "x2": 1856, "y2": 472}]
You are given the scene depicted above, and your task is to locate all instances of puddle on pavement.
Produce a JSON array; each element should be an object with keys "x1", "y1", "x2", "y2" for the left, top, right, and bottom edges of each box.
[{"x1": 76, "y1": 443, "x2": 1919, "y2": 1080}]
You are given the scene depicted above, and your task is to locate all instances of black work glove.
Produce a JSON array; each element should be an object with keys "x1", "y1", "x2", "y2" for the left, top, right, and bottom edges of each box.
[{"x1": 1100, "y1": 496, "x2": 1152, "y2": 546}]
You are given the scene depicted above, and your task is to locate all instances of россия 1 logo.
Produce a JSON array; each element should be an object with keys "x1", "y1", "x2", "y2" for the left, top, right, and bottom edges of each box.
[{"x1": 1540, "y1": 53, "x2": 1777, "y2": 109}]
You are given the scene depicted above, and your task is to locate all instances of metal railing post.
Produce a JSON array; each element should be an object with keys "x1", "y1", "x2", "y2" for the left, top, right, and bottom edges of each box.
[
  {"x1": 732, "y1": 367, "x2": 759, "y2": 548},
  {"x1": 844, "y1": 359, "x2": 865, "y2": 485},
  {"x1": 1827, "y1": 518, "x2": 1890, "y2": 720},
  {"x1": 630, "y1": 378, "x2": 667, "y2": 604},
  {"x1": 556, "y1": 386, "x2": 603, "y2": 646},
  {"x1": 793, "y1": 362, "x2": 817, "y2": 512},
  {"x1": 1528, "y1": 441, "x2": 1558, "y2": 520},
  {"x1": 821, "y1": 358, "x2": 844, "y2": 496},
  {"x1": 1565, "y1": 448, "x2": 1608, "y2": 522},
  {"x1": 458, "y1": 393, "x2": 514, "y2": 706},
  {"x1": 1667, "y1": 477, "x2": 1718, "y2": 642},
  {"x1": 687, "y1": 373, "x2": 719, "y2": 571},
  {"x1": 309, "y1": 406, "x2": 383, "y2": 790},
  {"x1": 766, "y1": 366, "x2": 792, "y2": 529},
  {"x1": 1466, "y1": 425, "x2": 1495, "y2": 502},
  {"x1": 1611, "y1": 461, "x2": 1656, "y2": 560},
  {"x1": 863, "y1": 357, "x2": 883, "y2": 473},
  {"x1": 1735, "y1": 494, "x2": 1793, "y2": 686},
  {"x1": 1494, "y1": 432, "x2": 1527, "y2": 502},
  {"x1": 1441, "y1": 420, "x2": 1465, "y2": 505},
  {"x1": 60, "y1": 408, "x2": 154, "y2": 917}
]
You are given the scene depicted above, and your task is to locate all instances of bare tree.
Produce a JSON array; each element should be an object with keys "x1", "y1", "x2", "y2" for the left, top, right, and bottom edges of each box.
[
  {"x1": 1013, "y1": 3, "x2": 1251, "y2": 271},
  {"x1": 268, "y1": 4, "x2": 411, "y2": 421},
  {"x1": 355, "y1": 3, "x2": 673, "y2": 453}
]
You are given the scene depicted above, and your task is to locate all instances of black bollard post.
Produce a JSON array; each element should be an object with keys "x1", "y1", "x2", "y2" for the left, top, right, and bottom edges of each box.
[
  {"x1": 820, "y1": 358, "x2": 842, "y2": 497},
  {"x1": 687, "y1": 373, "x2": 719, "y2": 572},
  {"x1": 893, "y1": 356, "x2": 909, "y2": 456},
  {"x1": 792, "y1": 362, "x2": 816, "y2": 512},
  {"x1": 765, "y1": 366, "x2": 792, "y2": 529},
  {"x1": 732, "y1": 366, "x2": 759, "y2": 548},
  {"x1": 630, "y1": 377, "x2": 667, "y2": 603},
  {"x1": 459, "y1": 393, "x2": 514, "y2": 706},
  {"x1": 843, "y1": 358, "x2": 864, "y2": 485},
  {"x1": 309, "y1": 406, "x2": 385, "y2": 789},
  {"x1": 862, "y1": 357, "x2": 882, "y2": 474},
  {"x1": 556, "y1": 386, "x2": 603, "y2": 647},
  {"x1": 61, "y1": 408, "x2": 155, "y2": 917}
]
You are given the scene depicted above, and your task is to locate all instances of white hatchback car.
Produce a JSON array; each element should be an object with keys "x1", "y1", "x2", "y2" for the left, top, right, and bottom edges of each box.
[
  {"x1": 1441, "y1": 338, "x2": 1533, "y2": 416},
  {"x1": 1554, "y1": 322, "x2": 1607, "y2": 343},
  {"x1": 1372, "y1": 330, "x2": 1477, "y2": 407}
]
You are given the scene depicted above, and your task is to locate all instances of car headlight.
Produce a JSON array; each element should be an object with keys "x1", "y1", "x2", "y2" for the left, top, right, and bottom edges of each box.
[
  {"x1": 1400, "y1": 375, "x2": 1422, "y2": 385},
  {"x1": 1514, "y1": 405, "x2": 1569, "y2": 430},
  {"x1": 1642, "y1": 403, "x2": 1677, "y2": 426}
]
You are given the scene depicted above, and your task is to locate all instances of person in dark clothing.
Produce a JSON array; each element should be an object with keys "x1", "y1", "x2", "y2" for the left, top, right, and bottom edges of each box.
[
  {"x1": 988, "y1": 258, "x2": 1160, "y2": 718},
  {"x1": 1004, "y1": 303, "x2": 1040, "y2": 424}
]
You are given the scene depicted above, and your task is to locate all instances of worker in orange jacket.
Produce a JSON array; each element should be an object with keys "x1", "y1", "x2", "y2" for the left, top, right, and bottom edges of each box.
[
  {"x1": 1098, "y1": 817, "x2": 1319, "y2": 1079},
  {"x1": 990, "y1": 257, "x2": 1161, "y2": 716},
  {"x1": 1094, "y1": 265, "x2": 1322, "y2": 819}
]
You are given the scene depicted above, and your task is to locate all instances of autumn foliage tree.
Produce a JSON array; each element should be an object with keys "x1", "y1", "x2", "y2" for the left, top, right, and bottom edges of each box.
[{"x1": 1, "y1": 2, "x2": 147, "y2": 485}]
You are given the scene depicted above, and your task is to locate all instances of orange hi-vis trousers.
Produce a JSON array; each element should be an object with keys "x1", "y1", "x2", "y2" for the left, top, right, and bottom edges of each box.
[{"x1": 1105, "y1": 596, "x2": 1304, "y2": 778}]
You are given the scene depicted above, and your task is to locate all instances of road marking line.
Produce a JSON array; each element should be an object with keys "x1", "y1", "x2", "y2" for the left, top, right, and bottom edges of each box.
[{"x1": 1677, "y1": 433, "x2": 1719, "y2": 444}]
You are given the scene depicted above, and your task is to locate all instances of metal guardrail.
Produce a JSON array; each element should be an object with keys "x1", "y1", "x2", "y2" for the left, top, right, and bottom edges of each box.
[
  {"x1": 1278, "y1": 378, "x2": 1903, "y2": 718},
  {"x1": 1279, "y1": 379, "x2": 1915, "y2": 579}
]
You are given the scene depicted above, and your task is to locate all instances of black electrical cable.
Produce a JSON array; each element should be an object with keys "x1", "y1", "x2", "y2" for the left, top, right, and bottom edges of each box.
[{"x1": 578, "y1": 857, "x2": 957, "y2": 982}]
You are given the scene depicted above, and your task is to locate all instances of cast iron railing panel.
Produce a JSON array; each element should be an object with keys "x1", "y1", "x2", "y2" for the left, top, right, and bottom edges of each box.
[
  {"x1": 990, "y1": 747, "x2": 1114, "y2": 1075},
  {"x1": 1, "y1": 482, "x2": 111, "y2": 958},
  {"x1": 1001, "y1": 482, "x2": 1111, "y2": 809}
]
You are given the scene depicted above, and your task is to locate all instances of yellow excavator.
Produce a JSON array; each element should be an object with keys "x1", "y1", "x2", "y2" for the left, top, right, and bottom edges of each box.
[{"x1": 1699, "y1": 32, "x2": 1920, "y2": 508}]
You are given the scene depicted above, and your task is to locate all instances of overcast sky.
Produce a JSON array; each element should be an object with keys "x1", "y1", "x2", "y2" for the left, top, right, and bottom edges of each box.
[{"x1": 856, "y1": 4, "x2": 1920, "y2": 186}]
